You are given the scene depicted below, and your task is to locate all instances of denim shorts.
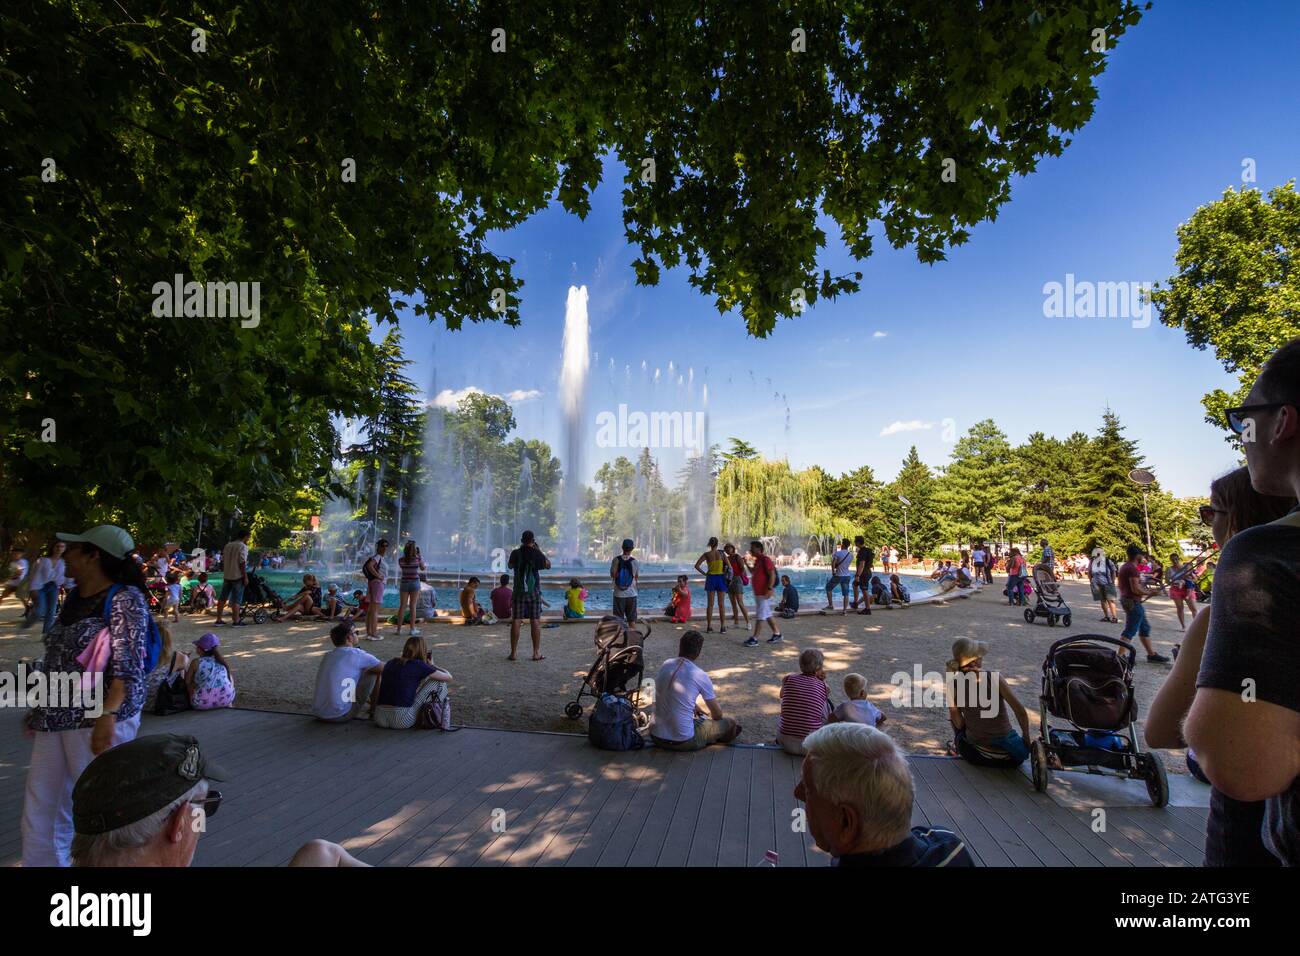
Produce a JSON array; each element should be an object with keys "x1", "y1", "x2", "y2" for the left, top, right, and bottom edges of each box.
[
  {"x1": 828, "y1": 575, "x2": 851, "y2": 595},
  {"x1": 219, "y1": 579, "x2": 245, "y2": 604},
  {"x1": 399, "y1": 580, "x2": 420, "y2": 593}
]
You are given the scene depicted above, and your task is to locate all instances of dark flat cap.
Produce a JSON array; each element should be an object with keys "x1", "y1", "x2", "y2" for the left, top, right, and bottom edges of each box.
[{"x1": 73, "y1": 733, "x2": 229, "y2": 835}]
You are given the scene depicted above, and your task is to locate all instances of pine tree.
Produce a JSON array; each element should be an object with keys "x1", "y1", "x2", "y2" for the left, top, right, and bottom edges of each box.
[
  {"x1": 932, "y1": 421, "x2": 1018, "y2": 549},
  {"x1": 880, "y1": 447, "x2": 942, "y2": 556}
]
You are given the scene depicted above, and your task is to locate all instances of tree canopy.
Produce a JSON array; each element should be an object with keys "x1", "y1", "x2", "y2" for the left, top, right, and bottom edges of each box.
[{"x1": 1, "y1": 1, "x2": 1148, "y2": 540}]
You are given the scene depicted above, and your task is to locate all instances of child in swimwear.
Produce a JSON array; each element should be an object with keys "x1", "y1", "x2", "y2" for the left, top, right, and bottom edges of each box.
[{"x1": 666, "y1": 575, "x2": 692, "y2": 623}]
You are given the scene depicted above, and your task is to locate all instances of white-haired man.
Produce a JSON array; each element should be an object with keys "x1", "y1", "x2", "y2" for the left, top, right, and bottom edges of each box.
[
  {"x1": 71, "y1": 733, "x2": 367, "y2": 867},
  {"x1": 794, "y1": 723, "x2": 973, "y2": 867}
]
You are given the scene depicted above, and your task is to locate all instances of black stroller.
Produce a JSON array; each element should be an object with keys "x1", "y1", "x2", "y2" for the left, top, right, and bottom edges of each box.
[
  {"x1": 1023, "y1": 566, "x2": 1071, "y2": 627},
  {"x1": 236, "y1": 571, "x2": 285, "y2": 624},
  {"x1": 1030, "y1": 635, "x2": 1168, "y2": 806},
  {"x1": 564, "y1": 614, "x2": 650, "y2": 730}
]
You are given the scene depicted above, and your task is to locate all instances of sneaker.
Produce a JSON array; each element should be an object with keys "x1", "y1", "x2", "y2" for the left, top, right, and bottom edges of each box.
[
  {"x1": 410, "y1": 628, "x2": 422, "y2": 637},
  {"x1": 365, "y1": 633, "x2": 383, "y2": 641},
  {"x1": 766, "y1": 633, "x2": 784, "y2": 644},
  {"x1": 743, "y1": 637, "x2": 759, "y2": 647},
  {"x1": 1146, "y1": 652, "x2": 1170, "y2": 663}
]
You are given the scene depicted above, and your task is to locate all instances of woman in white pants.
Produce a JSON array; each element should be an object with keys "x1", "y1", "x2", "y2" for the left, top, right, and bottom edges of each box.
[{"x1": 21, "y1": 524, "x2": 148, "y2": 867}]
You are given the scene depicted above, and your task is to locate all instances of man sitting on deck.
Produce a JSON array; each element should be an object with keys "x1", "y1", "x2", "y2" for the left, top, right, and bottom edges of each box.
[
  {"x1": 651, "y1": 630, "x2": 742, "y2": 751},
  {"x1": 795, "y1": 723, "x2": 974, "y2": 867}
]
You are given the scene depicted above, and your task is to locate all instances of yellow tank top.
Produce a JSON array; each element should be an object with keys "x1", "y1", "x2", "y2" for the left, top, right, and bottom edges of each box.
[{"x1": 706, "y1": 554, "x2": 724, "y2": 575}]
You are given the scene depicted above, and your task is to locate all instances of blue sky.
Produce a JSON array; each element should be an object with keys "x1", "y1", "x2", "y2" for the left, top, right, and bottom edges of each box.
[{"x1": 383, "y1": 0, "x2": 1298, "y2": 497}]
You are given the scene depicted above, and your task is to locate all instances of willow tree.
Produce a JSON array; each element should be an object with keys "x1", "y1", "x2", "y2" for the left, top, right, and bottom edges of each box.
[{"x1": 716, "y1": 457, "x2": 852, "y2": 549}]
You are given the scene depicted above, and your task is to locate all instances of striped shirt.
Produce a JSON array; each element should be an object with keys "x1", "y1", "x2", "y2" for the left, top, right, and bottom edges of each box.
[
  {"x1": 778, "y1": 672, "x2": 830, "y2": 739},
  {"x1": 398, "y1": 556, "x2": 423, "y2": 582}
]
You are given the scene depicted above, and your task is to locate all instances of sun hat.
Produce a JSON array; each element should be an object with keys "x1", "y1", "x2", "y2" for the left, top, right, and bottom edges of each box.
[
  {"x1": 194, "y1": 633, "x2": 220, "y2": 652},
  {"x1": 56, "y1": 524, "x2": 135, "y2": 558},
  {"x1": 951, "y1": 637, "x2": 989, "y2": 668}
]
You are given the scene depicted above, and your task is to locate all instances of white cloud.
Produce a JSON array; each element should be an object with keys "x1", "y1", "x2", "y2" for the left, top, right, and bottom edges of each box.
[
  {"x1": 873, "y1": 330, "x2": 888, "y2": 338},
  {"x1": 430, "y1": 386, "x2": 541, "y2": 409},
  {"x1": 880, "y1": 420, "x2": 934, "y2": 436}
]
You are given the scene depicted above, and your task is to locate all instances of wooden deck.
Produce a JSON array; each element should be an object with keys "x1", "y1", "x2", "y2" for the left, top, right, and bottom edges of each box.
[{"x1": 0, "y1": 708, "x2": 1208, "y2": 867}]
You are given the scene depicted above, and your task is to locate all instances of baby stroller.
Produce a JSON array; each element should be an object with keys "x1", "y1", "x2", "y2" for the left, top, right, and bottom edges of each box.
[
  {"x1": 1030, "y1": 635, "x2": 1168, "y2": 807},
  {"x1": 564, "y1": 614, "x2": 650, "y2": 730},
  {"x1": 1023, "y1": 566, "x2": 1071, "y2": 627},
  {"x1": 236, "y1": 571, "x2": 285, "y2": 624}
]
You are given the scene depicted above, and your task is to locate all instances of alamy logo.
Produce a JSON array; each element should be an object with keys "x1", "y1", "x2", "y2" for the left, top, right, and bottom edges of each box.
[
  {"x1": 594, "y1": 404, "x2": 705, "y2": 451},
  {"x1": 0, "y1": 666, "x2": 103, "y2": 717},
  {"x1": 50, "y1": 886, "x2": 151, "y2": 936},
  {"x1": 1042, "y1": 274, "x2": 1152, "y2": 328},
  {"x1": 151, "y1": 274, "x2": 261, "y2": 328},
  {"x1": 890, "y1": 665, "x2": 999, "y2": 716}
]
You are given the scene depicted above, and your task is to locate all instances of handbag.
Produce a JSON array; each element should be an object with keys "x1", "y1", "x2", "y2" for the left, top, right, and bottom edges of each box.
[
  {"x1": 416, "y1": 685, "x2": 452, "y2": 730},
  {"x1": 154, "y1": 653, "x2": 191, "y2": 716}
]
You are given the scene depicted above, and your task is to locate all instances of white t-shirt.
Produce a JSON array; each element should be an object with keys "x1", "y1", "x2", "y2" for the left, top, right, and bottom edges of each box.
[
  {"x1": 154, "y1": 555, "x2": 169, "y2": 577},
  {"x1": 367, "y1": 552, "x2": 387, "y2": 581},
  {"x1": 312, "y1": 645, "x2": 382, "y2": 719},
  {"x1": 972, "y1": 549, "x2": 986, "y2": 564},
  {"x1": 28, "y1": 557, "x2": 65, "y2": 591},
  {"x1": 6, "y1": 558, "x2": 28, "y2": 586},
  {"x1": 167, "y1": 583, "x2": 182, "y2": 604},
  {"x1": 610, "y1": 555, "x2": 640, "y2": 597},
  {"x1": 654, "y1": 657, "x2": 716, "y2": 743},
  {"x1": 831, "y1": 549, "x2": 852, "y2": 577},
  {"x1": 222, "y1": 540, "x2": 248, "y2": 579}
]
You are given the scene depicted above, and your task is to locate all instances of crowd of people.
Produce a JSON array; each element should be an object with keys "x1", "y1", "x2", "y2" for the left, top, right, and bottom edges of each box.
[{"x1": 8, "y1": 339, "x2": 1300, "y2": 869}]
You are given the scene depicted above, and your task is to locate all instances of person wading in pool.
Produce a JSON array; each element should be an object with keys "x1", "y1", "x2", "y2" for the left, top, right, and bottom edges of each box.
[{"x1": 694, "y1": 536, "x2": 729, "y2": 633}]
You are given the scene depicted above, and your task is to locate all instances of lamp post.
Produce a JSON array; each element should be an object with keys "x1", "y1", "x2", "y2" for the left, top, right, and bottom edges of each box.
[
  {"x1": 998, "y1": 516, "x2": 1005, "y2": 555},
  {"x1": 898, "y1": 495, "x2": 911, "y2": 563},
  {"x1": 1129, "y1": 469, "x2": 1155, "y2": 556}
]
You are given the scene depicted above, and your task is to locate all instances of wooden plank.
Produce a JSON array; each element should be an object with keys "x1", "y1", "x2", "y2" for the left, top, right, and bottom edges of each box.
[
  {"x1": 911, "y1": 759, "x2": 1014, "y2": 866},
  {"x1": 942, "y1": 759, "x2": 1070, "y2": 867},
  {"x1": 1105, "y1": 808, "x2": 1199, "y2": 867},
  {"x1": 717, "y1": 748, "x2": 753, "y2": 867},
  {"x1": 564, "y1": 755, "x2": 658, "y2": 866},
  {"x1": 685, "y1": 747, "x2": 733, "y2": 867},
  {"x1": 532, "y1": 758, "x2": 623, "y2": 866},
  {"x1": 621, "y1": 751, "x2": 694, "y2": 867},
  {"x1": 655, "y1": 747, "x2": 716, "y2": 867},
  {"x1": 745, "y1": 748, "x2": 777, "y2": 867}
]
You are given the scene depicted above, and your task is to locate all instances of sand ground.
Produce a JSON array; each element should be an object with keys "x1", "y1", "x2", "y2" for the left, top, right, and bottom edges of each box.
[{"x1": 0, "y1": 580, "x2": 1192, "y2": 771}]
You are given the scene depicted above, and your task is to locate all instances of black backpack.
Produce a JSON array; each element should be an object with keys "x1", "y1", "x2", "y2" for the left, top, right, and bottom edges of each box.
[{"x1": 153, "y1": 652, "x2": 191, "y2": 716}]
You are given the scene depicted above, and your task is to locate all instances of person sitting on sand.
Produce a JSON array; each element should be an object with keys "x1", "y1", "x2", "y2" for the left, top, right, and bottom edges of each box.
[
  {"x1": 833, "y1": 673, "x2": 887, "y2": 728},
  {"x1": 665, "y1": 574, "x2": 691, "y2": 623},
  {"x1": 650, "y1": 629, "x2": 741, "y2": 751},
  {"x1": 282, "y1": 573, "x2": 326, "y2": 620},
  {"x1": 187, "y1": 571, "x2": 215, "y2": 614},
  {"x1": 776, "y1": 574, "x2": 800, "y2": 618},
  {"x1": 312, "y1": 620, "x2": 383, "y2": 722},
  {"x1": 563, "y1": 577, "x2": 588, "y2": 619},
  {"x1": 777, "y1": 648, "x2": 833, "y2": 755},
  {"x1": 945, "y1": 638, "x2": 1030, "y2": 768},
  {"x1": 459, "y1": 577, "x2": 486, "y2": 624},
  {"x1": 490, "y1": 574, "x2": 513, "y2": 620},
  {"x1": 373, "y1": 635, "x2": 453, "y2": 730},
  {"x1": 186, "y1": 633, "x2": 235, "y2": 710},
  {"x1": 322, "y1": 583, "x2": 347, "y2": 619},
  {"x1": 347, "y1": 588, "x2": 368, "y2": 620},
  {"x1": 889, "y1": 573, "x2": 910, "y2": 604}
]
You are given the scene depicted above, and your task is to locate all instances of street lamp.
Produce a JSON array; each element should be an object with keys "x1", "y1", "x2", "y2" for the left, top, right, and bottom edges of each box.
[
  {"x1": 998, "y1": 516, "x2": 1005, "y2": 554},
  {"x1": 898, "y1": 495, "x2": 911, "y2": 563},
  {"x1": 1128, "y1": 468, "x2": 1155, "y2": 556}
]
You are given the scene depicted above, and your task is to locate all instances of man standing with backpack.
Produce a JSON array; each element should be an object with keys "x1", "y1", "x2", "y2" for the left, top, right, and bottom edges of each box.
[
  {"x1": 609, "y1": 538, "x2": 640, "y2": 623},
  {"x1": 852, "y1": 537, "x2": 874, "y2": 615},
  {"x1": 508, "y1": 530, "x2": 551, "y2": 661}
]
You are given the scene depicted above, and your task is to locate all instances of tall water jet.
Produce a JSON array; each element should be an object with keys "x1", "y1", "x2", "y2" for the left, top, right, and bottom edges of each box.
[{"x1": 558, "y1": 285, "x2": 590, "y2": 560}]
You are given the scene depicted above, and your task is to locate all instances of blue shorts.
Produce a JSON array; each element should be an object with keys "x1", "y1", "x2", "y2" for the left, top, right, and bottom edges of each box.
[
  {"x1": 827, "y1": 575, "x2": 851, "y2": 595},
  {"x1": 705, "y1": 574, "x2": 728, "y2": 593},
  {"x1": 219, "y1": 579, "x2": 245, "y2": 604}
]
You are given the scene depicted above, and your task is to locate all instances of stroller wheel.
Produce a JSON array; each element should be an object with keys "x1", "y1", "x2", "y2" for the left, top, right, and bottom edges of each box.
[
  {"x1": 1031, "y1": 740, "x2": 1051, "y2": 793},
  {"x1": 1145, "y1": 754, "x2": 1170, "y2": 808},
  {"x1": 1022, "y1": 608, "x2": 1035, "y2": 625},
  {"x1": 1062, "y1": 613, "x2": 1072, "y2": 628},
  {"x1": 1047, "y1": 613, "x2": 1057, "y2": 626},
  {"x1": 564, "y1": 702, "x2": 582, "y2": 720},
  {"x1": 253, "y1": 608, "x2": 268, "y2": 625},
  {"x1": 634, "y1": 710, "x2": 650, "y2": 731}
]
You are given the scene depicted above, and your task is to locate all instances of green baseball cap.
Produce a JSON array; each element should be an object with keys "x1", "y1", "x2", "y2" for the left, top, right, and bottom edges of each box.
[
  {"x1": 56, "y1": 524, "x2": 135, "y2": 558},
  {"x1": 73, "y1": 734, "x2": 229, "y2": 835}
]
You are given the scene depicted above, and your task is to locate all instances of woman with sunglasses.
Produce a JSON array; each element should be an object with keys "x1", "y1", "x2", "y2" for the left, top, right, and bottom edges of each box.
[
  {"x1": 1146, "y1": 467, "x2": 1295, "y2": 866},
  {"x1": 21, "y1": 524, "x2": 150, "y2": 867},
  {"x1": 1165, "y1": 551, "x2": 1200, "y2": 630}
]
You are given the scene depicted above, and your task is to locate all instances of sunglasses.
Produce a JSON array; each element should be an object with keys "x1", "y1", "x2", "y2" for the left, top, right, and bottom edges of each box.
[
  {"x1": 1224, "y1": 403, "x2": 1290, "y2": 435},
  {"x1": 190, "y1": 790, "x2": 223, "y2": 819},
  {"x1": 1198, "y1": 505, "x2": 1225, "y2": 526}
]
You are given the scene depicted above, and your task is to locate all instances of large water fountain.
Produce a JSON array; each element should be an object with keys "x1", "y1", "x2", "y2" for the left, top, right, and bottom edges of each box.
[{"x1": 558, "y1": 284, "x2": 589, "y2": 561}]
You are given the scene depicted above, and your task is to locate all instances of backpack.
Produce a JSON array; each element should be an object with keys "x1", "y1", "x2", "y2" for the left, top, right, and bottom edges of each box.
[
  {"x1": 516, "y1": 548, "x2": 541, "y2": 594},
  {"x1": 153, "y1": 652, "x2": 191, "y2": 716},
  {"x1": 614, "y1": 556, "x2": 635, "y2": 590},
  {"x1": 588, "y1": 693, "x2": 644, "y2": 750},
  {"x1": 103, "y1": 584, "x2": 164, "y2": 675}
]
